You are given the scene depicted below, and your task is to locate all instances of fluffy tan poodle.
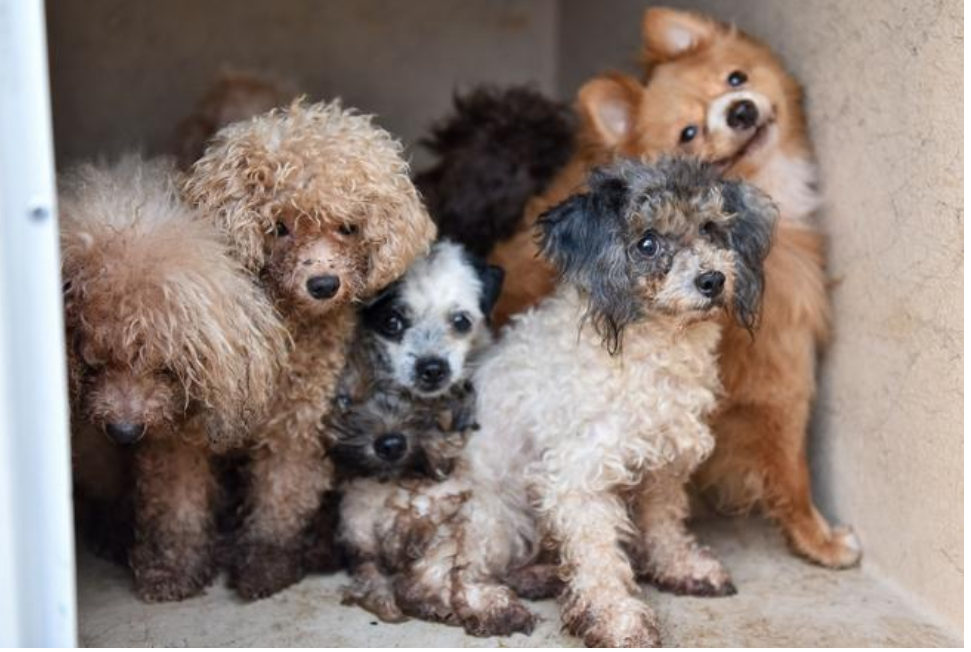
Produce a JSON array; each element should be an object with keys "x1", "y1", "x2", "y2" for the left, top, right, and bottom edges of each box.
[
  {"x1": 183, "y1": 99, "x2": 436, "y2": 599},
  {"x1": 61, "y1": 155, "x2": 286, "y2": 601}
]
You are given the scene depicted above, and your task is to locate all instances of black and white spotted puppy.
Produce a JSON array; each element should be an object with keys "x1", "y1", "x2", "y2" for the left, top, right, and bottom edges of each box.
[{"x1": 331, "y1": 240, "x2": 504, "y2": 622}]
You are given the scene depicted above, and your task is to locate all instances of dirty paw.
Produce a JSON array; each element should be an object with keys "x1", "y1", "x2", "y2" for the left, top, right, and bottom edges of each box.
[
  {"x1": 230, "y1": 541, "x2": 304, "y2": 600},
  {"x1": 130, "y1": 544, "x2": 213, "y2": 602}
]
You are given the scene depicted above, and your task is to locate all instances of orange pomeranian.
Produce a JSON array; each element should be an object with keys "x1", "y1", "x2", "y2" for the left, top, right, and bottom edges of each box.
[{"x1": 490, "y1": 7, "x2": 861, "y2": 569}]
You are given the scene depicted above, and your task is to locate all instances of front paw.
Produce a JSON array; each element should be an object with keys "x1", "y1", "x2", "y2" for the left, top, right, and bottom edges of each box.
[
  {"x1": 130, "y1": 541, "x2": 214, "y2": 602},
  {"x1": 647, "y1": 546, "x2": 736, "y2": 597},
  {"x1": 563, "y1": 594, "x2": 661, "y2": 647},
  {"x1": 455, "y1": 584, "x2": 537, "y2": 637},
  {"x1": 230, "y1": 541, "x2": 305, "y2": 600}
]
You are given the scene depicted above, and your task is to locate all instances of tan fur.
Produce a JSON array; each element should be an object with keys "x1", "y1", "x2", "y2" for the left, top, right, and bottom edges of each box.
[
  {"x1": 183, "y1": 99, "x2": 436, "y2": 599},
  {"x1": 488, "y1": 8, "x2": 860, "y2": 569},
  {"x1": 173, "y1": 71, "x2": 295, "y2": 169},
  {"x1": 61, "y1": 155, "x2": 286, "y2": 601}
]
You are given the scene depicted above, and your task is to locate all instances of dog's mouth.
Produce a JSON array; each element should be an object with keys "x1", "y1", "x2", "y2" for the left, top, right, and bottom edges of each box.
[{"x1": 713, "y1": 118, "x2": 776, "y2": 172}]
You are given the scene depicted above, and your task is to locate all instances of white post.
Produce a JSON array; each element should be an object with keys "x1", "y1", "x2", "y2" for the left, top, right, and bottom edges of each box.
[{"x1": 0, "y1": 0, "x2": 78, "y2": 646}]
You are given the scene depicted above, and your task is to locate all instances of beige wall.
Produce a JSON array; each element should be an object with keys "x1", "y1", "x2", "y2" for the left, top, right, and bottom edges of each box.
[
  {"x1": 46, "y1": 0, "x2": 558, "y2": 168},
  {"x1": 559, "y1": 0, "x2": 963, "y2": 632}
]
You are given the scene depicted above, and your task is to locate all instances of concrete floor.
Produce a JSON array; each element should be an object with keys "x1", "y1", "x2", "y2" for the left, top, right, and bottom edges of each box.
[{"x1": 78, "y1": 518, "x2": 960, "y2": 647}]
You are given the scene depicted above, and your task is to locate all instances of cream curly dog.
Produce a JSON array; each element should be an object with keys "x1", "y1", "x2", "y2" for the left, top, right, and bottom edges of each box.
[
  {"x1": 368, "y1": 157, "x2": 777, "y2": 645},
  {"x1": 182, "y1": 99, "x2": 436, "y2": 599},
  {"x1": 61, "y1": 155, "x2": 285, "y2": 601}
]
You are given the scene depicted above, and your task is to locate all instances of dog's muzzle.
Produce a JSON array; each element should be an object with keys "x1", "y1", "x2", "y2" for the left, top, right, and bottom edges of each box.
[{"x1": 104, "y1": 422, "x2": 146, "y2": 445}]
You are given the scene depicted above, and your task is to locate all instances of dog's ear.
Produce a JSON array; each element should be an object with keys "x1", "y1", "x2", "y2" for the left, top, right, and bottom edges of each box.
[
  {"x1": 642, "y1": 8, "x2": 718, "y2": 62},
  {"x1": 720, "y1": 180, "x2": 778, "y2": 333},
  {"x1": 538, "y1": 171, "x2": 638, "y2": 354},
  {"x1": 362, "y1": 190, "x2": 437, "y2": 297},
  {"x1": 468, "y1": 257, "x2": 505, "y2": 319},
  {"x1": 577, "y1": 73, "x2": 642, "y2": 150}
]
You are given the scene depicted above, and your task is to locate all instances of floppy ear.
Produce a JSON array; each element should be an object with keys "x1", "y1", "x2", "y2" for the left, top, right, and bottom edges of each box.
[
  {"x1": 577, "y1": 73, "x2": 642, "y2": 149},
  {"x1": 720, "y1": 180, "x2": 778, "y2": 332},
  {"x1": 642, "y1": 8, "x2": 718, "y2": 63},
  {"x1": 469, "y1": 258, "x2": 505, "y2": 319},
  {"x1": 362, "y1": 189, "x2": 437, "y2": 297},
  {"x1": 537, "y1": 173, "x2": 638, "y2": 354}
]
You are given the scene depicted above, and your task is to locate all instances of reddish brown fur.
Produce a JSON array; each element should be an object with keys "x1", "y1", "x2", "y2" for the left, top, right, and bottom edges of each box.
[
  {"x1": 489, "y1": 8, "x2": 860, "y2": 569},
  {"x1": 183, "y1": 100, "x2": 436, "y2": 599}
]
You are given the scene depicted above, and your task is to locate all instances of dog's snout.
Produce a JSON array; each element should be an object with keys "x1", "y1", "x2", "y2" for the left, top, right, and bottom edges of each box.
[
  {"x1": 415, "y1": 357, "x2": 450, "y2": 390},
  {"x1": 695, "y1": 271, "x2": 726, "y2": 299},
  {"x1": 374, "y1": 433, "x2": 407, "y2": 462},
  {"x1": 726, "y1": 100, "x2": 759, "y2": 130},
  {"x1": 104, "y1": 422, "x2": 146, "y2": 445},
  {"x1": 306, "y1": 275, "x2": 341, "y2": 300}
]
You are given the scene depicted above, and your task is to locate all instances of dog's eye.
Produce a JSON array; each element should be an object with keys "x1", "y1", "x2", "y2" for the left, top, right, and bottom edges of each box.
[
  {"x1": 275, "y1": 221, "x2": 290, "y2": 237},
  {"x1": 381, "y1": 314, "x2": 405, "y2": 338},
  {"x1": 338, "y1": 223, "x2": 359, "y2": 237},
  {"x1": 451, "y1": 312, "x2": 473, "y2": 334},
  {"x1": 636, "y1": 231, "x2": 661, "y2": 258},
  {"x1": 727, "y1": 70, "x2": 748, "y2": 87},
  {"x1": 701, "y1": 221, "x2": 717, "y2": 237},
  {"x1": 679, "y1": 125, "x2": 698, "y2": 144}
]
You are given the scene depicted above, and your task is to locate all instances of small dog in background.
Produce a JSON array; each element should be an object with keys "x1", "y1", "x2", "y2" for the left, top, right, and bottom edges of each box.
[
  {"x1": 172, "y1": 71, "x2": 295, "y2": 169},
  {"x1": 182, "y1": 99, "x2": 436, "y2": 599},
  {"x1": 62, "y1": 155, "x2": 285, "y2": 601},
  {"x1": 331, "y1": 241, "x2": 503, "y2": 624},
  {"x1": 395, "y1": 157, "x2": 777, "y2": 646},
  {"x1": 414, "y1": 86, "x2": 575, "y2": 257}
]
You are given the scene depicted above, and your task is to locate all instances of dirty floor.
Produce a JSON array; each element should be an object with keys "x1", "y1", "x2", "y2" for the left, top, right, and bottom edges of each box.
[{"x1": 77, "y1": 518, "x2": 960, "y2": 647}]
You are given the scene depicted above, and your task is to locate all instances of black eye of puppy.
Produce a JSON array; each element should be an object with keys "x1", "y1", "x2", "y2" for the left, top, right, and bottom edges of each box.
[
  {"x1": 381, "y1": 313, "x2": 405, "y2": 338},
  {"x1": 727, "y1": 70, "x2": 748, "y2": 87},
  {"x1": 275, "y1": 221, "x2": 289, "y2": 237},
  {"x1": 680, "y1": 125, "x2": 698, "y2": 144},
  {"x1": 636, "y1": 231, "x2": 661, "y2": 257},
  {"x1": 701, "y1": 221, "x2": 716, "y2": 236},
  {"x1": 338, "y1": 223, "x2": 359, "y2": 236},
  {"x1": 450, "y1": 312, "x2": 472, "y2": 334}
]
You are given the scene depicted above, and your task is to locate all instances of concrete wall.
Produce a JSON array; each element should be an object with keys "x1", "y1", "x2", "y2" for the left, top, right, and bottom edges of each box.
[
  {"x1": 559, "y1": 0, "x2": 963, "y2": 632},
  {"x1": 46, "y1": 0, "x2": 558, "y2": 168},
  {"x1": 46, "y1": 0, "x2": 962, "y2": 633}
]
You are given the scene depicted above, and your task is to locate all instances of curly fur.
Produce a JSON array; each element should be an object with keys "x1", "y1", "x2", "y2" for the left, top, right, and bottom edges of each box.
[
  {"x1": 61, "y1": 155, "x2": 286, "y2": 601},
  {"x1": 172, "y1": 71, "x2": 296, "y2": 170},
  {"x1": 182, "y1": 99, "x2": 436, "y2": 599},
  {"x1": 375, "y1": 158, "x2": 775, "y2": 645},
  {"x1": 414, "y1": 86, "x2": 575, "y2": 257}
]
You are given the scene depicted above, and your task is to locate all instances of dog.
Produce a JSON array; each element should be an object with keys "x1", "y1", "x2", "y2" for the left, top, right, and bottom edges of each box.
[
  {"x1": 61, "y1": 155, "x2": 286, "y2": 601},
  {"x1": 329, "y1": 240, "x2": 503, "y2": 623},
  {"x1": 488, "y1": 7, "x2": 860, "y2": 569},
  {"x1": 414, "y1": 86, "x2": 575, "y2": 257},
  {"x1": 172, "y1": 71, "x2": 295, "y2": 170},
  {"x1": 182, "y1": 99, "x2": 436, "y2": 599},
  {"x1": 381, "y1": 157, "x2": 777, "y2": 645}
]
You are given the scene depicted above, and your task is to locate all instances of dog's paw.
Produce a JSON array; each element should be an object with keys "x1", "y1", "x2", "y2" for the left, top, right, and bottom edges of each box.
[
  {"x1": 342, "y1": 583, "x2": 408, "y2": 623},
  {"x1": 230, "y1": 541, "x2": 304, "y2": 600},
  {"x1": 566, "y1": 596, "x2": 661, "y2": 648},
  {"x1": 648, "y1": 545, "x2": 736, "y2": 597},
  {"x1": 803, "y1": 524, "x2": 863, "y2": 569},
  {"x1": 505, "y1": 563, "x2": 565, "y2": 600},
  {"x1": 458, "y1": 593, "x2": 537, "y2": 638},
  {"x1": 130, "y1": 543, "x2": 214, "y2": 602}
]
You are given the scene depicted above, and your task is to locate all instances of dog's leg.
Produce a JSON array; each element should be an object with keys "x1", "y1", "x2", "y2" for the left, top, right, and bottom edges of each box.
[
  {"x1": 712, "y1": 403, "x2": 862, "y2": 569},
  {"x1": 505, "y1": 562, "x2": 564, "y2": 600},
  {"x1": 633, "y1": 464, "x2": 735, "y2": 596},
  {"x1": 342, "y1": 561, "x2": 407, "y2": 623},
  {"x1": 129, "y1": 433, "x2": 216, "y2": 602},
  {"x1": 545, "y1": 488, "x2": 661, "y2": 647},
  {"x1": 231, "y1": 428, "x2": 331, "y2": 599}
]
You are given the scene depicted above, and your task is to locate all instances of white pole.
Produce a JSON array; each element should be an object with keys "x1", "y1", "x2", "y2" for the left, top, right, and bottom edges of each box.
[{"x1": 0, "y1": 0, "x2": 78, "y2": 646}]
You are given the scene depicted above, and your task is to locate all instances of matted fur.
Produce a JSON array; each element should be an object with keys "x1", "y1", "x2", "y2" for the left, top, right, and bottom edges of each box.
[
  {"x1": 487, "y1": 7, "x2": 860, "y2": 570},
  {"x1": 61, "y1": 155, "x2": 286, "y2": 602},
  {"x1": 183, "y1": 99, "x2": 436, "y2": 599},
  {"x1": 361, "y1": 159, "x2": 775, "y2": 645}
]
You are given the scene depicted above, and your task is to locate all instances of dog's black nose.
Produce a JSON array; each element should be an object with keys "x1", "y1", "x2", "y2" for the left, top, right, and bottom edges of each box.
[
  {"x1": 104, "y1": 422, "x2": 145, "y2": 445},
  {"x1": 306, "y1": 275, "x2": 341, "y2": 300},
  {"x1": 695, "y1": 271, "x2": 726, "y2": 299},
  {"x1": 727, "y1": 100, "x2": 759, "y2": 130},
  {"x1": 415, "y1": 357, "x2": 449, "y2": 389},
  {"x1": 374, "y1": 433, "x2": 407, "y2": 462}
]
